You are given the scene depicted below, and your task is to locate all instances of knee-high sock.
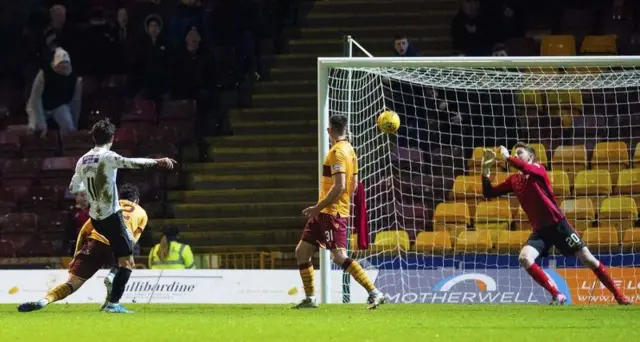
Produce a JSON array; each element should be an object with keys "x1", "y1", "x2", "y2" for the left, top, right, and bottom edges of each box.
[
  {"x1": 45, "y1": 283, "x2": 74, "y2": 303},
  {"x1": 592, "y1": 263, "x2": 623, "y2": 299},
  {"x1": 342, "y1": 258, "x2": 376, "y2": 293},
  {"x1": 109, "y1": 267, "x2": 132, "y2": 303},
  {"x1": 526, "y1": 264, "x2": 560, "y2": 296},
  {"x1": 298, "y1": 262, "x2": 315, "y2": 298}
]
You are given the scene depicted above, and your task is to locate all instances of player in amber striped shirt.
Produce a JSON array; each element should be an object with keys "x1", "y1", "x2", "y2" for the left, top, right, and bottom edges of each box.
[
  {"x1": 18, "y1": 184, "x2": 148, "y2": 312},
  {"x1": 296, "y1": 114, "x2": 385, "y2": 309}
]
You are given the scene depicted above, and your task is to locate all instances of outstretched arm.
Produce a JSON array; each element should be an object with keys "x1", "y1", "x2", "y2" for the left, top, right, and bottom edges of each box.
[{"x1": 482, "y1": 176, "x2": 513, "y2": 199}]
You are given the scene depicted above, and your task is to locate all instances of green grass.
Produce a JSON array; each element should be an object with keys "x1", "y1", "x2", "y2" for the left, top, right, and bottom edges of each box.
[{"x1": 0, "y1": 304, "x2": 638, "y2": 341}]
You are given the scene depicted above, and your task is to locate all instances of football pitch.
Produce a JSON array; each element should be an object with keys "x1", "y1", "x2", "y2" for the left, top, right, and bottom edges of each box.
[{"x1": 1, "y1": 304, "x2": 637, "y2": 341}]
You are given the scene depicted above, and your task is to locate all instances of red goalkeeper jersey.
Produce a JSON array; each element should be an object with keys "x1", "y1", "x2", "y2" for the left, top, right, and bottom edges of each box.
[{"x1": 482, "y1": 156, "x2": 565, "y2": 231}]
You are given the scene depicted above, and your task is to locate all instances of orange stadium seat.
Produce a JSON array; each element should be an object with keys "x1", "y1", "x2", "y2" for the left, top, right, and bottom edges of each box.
[
  {"x1": 582, "y1": 227, "x2": 619, "y2": 252},
  {"x1": 560, "y1": 198, "x2": 595, "y2": 233},
  {"x1": 547, "y1": 170, "x2": 572, "y2": 199},
  {"x1": 580, "y1": 35, "x2": 617, "y2": 55},
  {"x1": 591, "y1": 141, "x2": 629, "y2": 185},
  {"x1": 372, "y1": 230, "x2": 410, "y2": 253},
  {"x1": 551, "y1": 145, "x2": 588, "y2": 183},
  {"x1": 622, "y1": 229, "x2": 640, "y2": 251},
  {"x1": 541, "y1": 35, "x2": 577, "y2": 56},
  {"x1": 573, "y1": 170, "x2": 612, "y2": 203},
  {"x1": 511, "y1": 143, "x2": 548, "y2": 168},
  {"x1": 599, "y1": 197, "x2": 638, "y2": 232},
  {"x1": 433, "y1": 202, "x2": 470, "y2": 243},
  {"x1": 495, "y1": 231, "x2": 530, "y2": 254},
  {"x1": 468, "y1": 146, "x2": 505, "y2": 174},
  {"x1": 456, "y1": 230, "x2": 492, "y2": 253},
  {"x1": 616, "y1": 168, "x2": 640, "y2": 208},
  {"x1": 415, "y1": 231, "x2": 452, "y2": 253},
  {"x1": 475, "y1": 200, "x2": 511, "y2": 242},
  {"x1": 513, "y1": 206, "x2": 532, "y2": 231}
]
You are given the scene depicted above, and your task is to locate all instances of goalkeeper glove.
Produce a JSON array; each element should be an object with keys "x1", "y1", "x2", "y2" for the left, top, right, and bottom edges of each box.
[
  {"x1": 498, "y1": 145, "x2": 510, "y2": 160},
  {"x1": 481, "y1": 149, "x2": 496, "y2": 177}
]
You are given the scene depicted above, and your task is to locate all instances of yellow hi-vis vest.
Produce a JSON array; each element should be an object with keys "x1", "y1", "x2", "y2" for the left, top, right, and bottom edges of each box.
[{"x1": 148, "y1": 241, "x2": 195, "y2": 269}]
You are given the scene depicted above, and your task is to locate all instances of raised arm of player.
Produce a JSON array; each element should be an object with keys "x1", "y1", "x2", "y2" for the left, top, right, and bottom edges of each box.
[
  {"x1": 506, "y1": 156, "x2": 546, "y2": 178},
  {"x1": 480, "y1": 148, "x2": 513, "y2": 198},
  {"x1": 104, "y1": 151, "x2": 176, "y2": 170}
]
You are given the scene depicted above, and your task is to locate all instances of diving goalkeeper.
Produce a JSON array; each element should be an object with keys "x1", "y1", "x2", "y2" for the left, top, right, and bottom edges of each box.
[{"x1": 481, "y1": 142, "x2": 630, "y2": 305}]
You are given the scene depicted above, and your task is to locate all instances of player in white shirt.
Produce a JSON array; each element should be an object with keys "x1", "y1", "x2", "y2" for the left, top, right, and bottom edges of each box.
[{"x1": 68, "y1": 119, "x2": 175, "y2": 313}]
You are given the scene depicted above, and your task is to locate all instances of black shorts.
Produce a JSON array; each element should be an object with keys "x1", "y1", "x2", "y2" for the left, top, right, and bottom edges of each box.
[
  {"x1": 90, "y1": 211, "x2": 133, "y2": 258},
  {"x1": 526, "y1": 219, "x2": 585, "y2": 257}
]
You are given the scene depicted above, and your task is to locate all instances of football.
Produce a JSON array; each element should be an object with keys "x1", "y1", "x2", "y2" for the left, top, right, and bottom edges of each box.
[{"x1": 377, "y1": 110, "x2": 400, "y2": 134}]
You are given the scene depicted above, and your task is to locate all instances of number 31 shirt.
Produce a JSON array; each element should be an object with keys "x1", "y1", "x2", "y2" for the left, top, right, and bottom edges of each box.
[{"x1": 69, "y1": 147, "x2": 156, "y2": 220}]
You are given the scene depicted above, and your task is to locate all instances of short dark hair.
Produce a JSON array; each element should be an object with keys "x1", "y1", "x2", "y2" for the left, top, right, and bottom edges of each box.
[
  {"x1": 145, "y1": 15, "x2": 162, "y2": 29},
  {"x1": 91, "y1": 118, "x2": 116, "y2": 145},
  {"x1": 514, "y1": 142, "x2": 536, "y2": 161},
  {"x1": 119, "y1": 183, "x2": 140, "y2": 202},
  {"x1": 329, "y1": 115, "x2": 348, "y2": 134},
  {"x1": 393, "y1": 34, "x2": 408, "y2": 41}
]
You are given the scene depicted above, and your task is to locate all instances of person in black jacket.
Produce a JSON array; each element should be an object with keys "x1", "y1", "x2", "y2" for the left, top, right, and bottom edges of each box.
[{"x1": 129, "y1": 15, "x2": 171, "y2": 104}]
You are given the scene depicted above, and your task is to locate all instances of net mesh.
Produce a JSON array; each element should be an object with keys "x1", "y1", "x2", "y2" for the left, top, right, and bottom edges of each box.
[{"x1": 328, "y1": 64, "x2": 640, "y2": 304}]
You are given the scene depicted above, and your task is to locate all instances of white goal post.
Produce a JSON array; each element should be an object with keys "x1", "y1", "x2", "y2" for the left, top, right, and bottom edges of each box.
[{"x1": 317, "y1": 55, "x2": 640, "y2": 305}]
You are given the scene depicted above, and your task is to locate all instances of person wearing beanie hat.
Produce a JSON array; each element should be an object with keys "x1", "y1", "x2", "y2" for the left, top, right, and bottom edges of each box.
[{"x1": 25, "y1": 47, "x2": 82, "y2": 137}]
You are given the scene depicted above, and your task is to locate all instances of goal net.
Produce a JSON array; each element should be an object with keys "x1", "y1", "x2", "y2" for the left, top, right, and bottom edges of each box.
[{"x1": 320, "y1": 56, "x2": 640, "y2": 305}]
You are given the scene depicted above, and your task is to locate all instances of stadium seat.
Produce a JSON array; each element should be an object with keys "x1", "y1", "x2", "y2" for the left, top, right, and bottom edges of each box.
[
  {"x1": 581, "y1": 35, "x2": 617, "y2": 55},
  {"x1": 511, "y1": 143, "x2": 548, "y2": 168},
  {"x1": 19, "y1": 239, "x2": 58, "y2": 257},
  {"x1": 456, "y1": 230, "x2": 492, "y2": 253},
  {"x1": 113, "y1": 127, "x2": 138, "y2": 151},
  {"x1": 573, "y1": 170, "x2": 612, "y2": 199},
  {"x1": 622, "y1": 229, "x2": 640, "y2": 251},
  {"x1": 37, "y1": 210, "x2": 67, "y2": 235},
  {"x1": 516, "y1": 89, "x2": 543, "y2": 106},
  {"x1": 433, "y1": 202, "x2": 470, "y2": 244},
  {"x1": 599, "y1": 197, "x2": 638, "y2": 232},
  {"x1": 616, "y1": 168, "x2": 640, "y2": 208},
  {"x1": 541, "y1": 35, "x2": 577, "y2": 56},
  {"x1": 513, "y1": 206, "x2": 532, "y2": 231},
  {"x1": 148, "y1": 125, "x2": 179, "y2": 144},
  {"x1": 450, "y1": 175, "x2": 483, "y2": 217},
  {"x1": 475, "y1": 200, "x2": 512, "y2": 224},
  {"x1": 40, "y1": 157, "x2": 76, "y2": 187},
  {"x1": 0, "y1": 188, "x2": 17, "y2": 215},
  {"x1": 469, "y1": 146, "x2": 505, "y2": 174},
  {"x1": 22, "y1": 186, "x2": 60, "y2": 210},
  {"x1": 159, "y1": 99, "x2": 196, "y2": 134},
  {"x1": 582, "y1": 227, "x2": 619, "y2": 252},
  {"x1": 633, "y1": 143, "x2": 640, "y2": 167},
  {"x1": 0, "y1": 239, "x2": 15, "y2": 257},
  {"x1": 84, "y1": 95, "x2": 122, "y2": 127},
  {"x1": 372, "y1": 230, "x2": 410, "y2": 253},
  {"x1": 495, "y1": 231, "x2": 530, "y2": 253},
  {"x1": 120, "y1": 99, "x2": 157, "y2": 130},
  {"x1": 560, "y1": 198, "x2": 595, "y2": 233},
  {"x1": 60, "y1": 130, "x2": 93, "y2": 157},
  {"x1": 591, "y1": 141, "x2": 629, "y2": 185},
  {"x1": 546, "y1": 90, "x2": 583, "y2": 114},
  {"x1": 547, "y1": 170, "x2": 572, "y2": 199},
  {"x1": 415, "y1": 231, "x2": 452, "y2": 253},
  {"x1": 1, "y1": 159, "x2": 40, "y2": 187},
  {"x1": 0, "y1": 130, "x2": 21, "y2": 159},
  {"x1": 21, "y1": 131, "x2": 59, "y2": 158},
  {"x1": 551, "y1": 145, "x2": 588, "y2": 183}
]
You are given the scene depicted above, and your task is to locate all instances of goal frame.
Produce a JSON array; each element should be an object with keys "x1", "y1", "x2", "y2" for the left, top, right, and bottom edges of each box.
[{"x1": 316, "y1": 55, "x2": 640, "y2": 304}]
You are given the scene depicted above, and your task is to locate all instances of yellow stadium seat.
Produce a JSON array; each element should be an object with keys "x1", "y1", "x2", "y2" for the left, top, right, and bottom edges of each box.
[
  {"x1": 574, "y1": 170, "x2": 612, "y2": 197},
  {"x1": 469, "y1": 146, "x2": 505, "y2": 174},
  {"x1": 456, "y1": 230, "x2": 492, "y2": 253},
  {"x1": 580, "y1": 35, "x2": 617, "y2": 55},
  {"x1": 517, "y1": 90, "x2": 543, "y2": 105},
  {"x1": 450, "y1": 176, "x2": 483, "y2": 217},
  {"x1": 599, "y1": 197, "x2": 638, "y2": 232},
  {"x1": 634, "y1": 143, "x2": 640, "y2": 167},
  {"x1": 415, "y1": 231, "x2": 452, "y2": 253},
  {"x1": 433, "y1": 223, "x2": 467, "y2": 246},
  {"x1": 547, "y1": 170, "x2": 572, "y2": 198},
  {"x1": 475, "y1": 200, "x2": 512, "y2": 223},
  {"x1": 545, "y1": 90, "x2": 583, "y2": 112},
  {"x1": 475, "y1": 223, "x2": 510, "y2": 243},
  {"x1": 560, "y1": 198, "x2": 595, "y2": 233},
  {"x1": 495, "y1": 231, "x2": 530, "y2": 253},
  {"x1": 616, "y1": 168, "x2": 640, "y2": 209},
  {"x1": 511, "y1": 143, "x2": 548, "y2": 168},
  {"x1": 591, "y1": 141, "x2": 629, "y2": 185},
  {"x1": 551, "y1": 145, "x2": 588, "y2": 183},
  {"x1": 582, "y1": 227, "x2": 619, "y2": 252},
  {"x1": 622, "y1": 229, "x2": 640, "y2": 251},
  {"x1": 433, "y1": 202, "x2": 471, "y2": 224},
  {"x1": 372, "y1": 230, "x2": 410, "y2": 253},
  {"x1": 541, "y1": 35, "x2": 576, "y2": 56},
  {"x1": 513, "y1": 206, "x2": 532, "y2": 231}
]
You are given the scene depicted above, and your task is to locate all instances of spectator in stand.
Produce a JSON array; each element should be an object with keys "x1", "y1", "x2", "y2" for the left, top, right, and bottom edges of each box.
[
  {"x1": 131, "y1": 0, "x2": 167, "y2": 41},
  {"x1": 393, "y1": 34, "x2": 420, "y2": 57},
  {"x1": 492, "y1": 43, "x2": 508, "y2": 56},
  {"x1": 77, "y1": 7, "x2": 118, "y2": 76},
  {"x1": 42, "y1": 5, "x2": 74, "y2": 59},
  {"x1": 481, "y1": 0, "x2": 524, "y2": 47},
  {"x1": 169, "y1": 0, "x2": 205, "y2": 48},
  {"x1": 129, "y1": 15, "x2": 171, "y2": 106},
  {"x1": 451, "y1": 0, "x2": 488, "y2": 56},
  {"x1": 65, "y1": 191, "x2": 90, "y2": 255},
  {"x1": 171, "y1": 26, "x2": 227, "y2": 137},
  {"x1": 115, "y1": 8, "x2": 131, "y2": 73},
  {"x1": 26, "y1": 47, "x2": 82, "y2": 136}
]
